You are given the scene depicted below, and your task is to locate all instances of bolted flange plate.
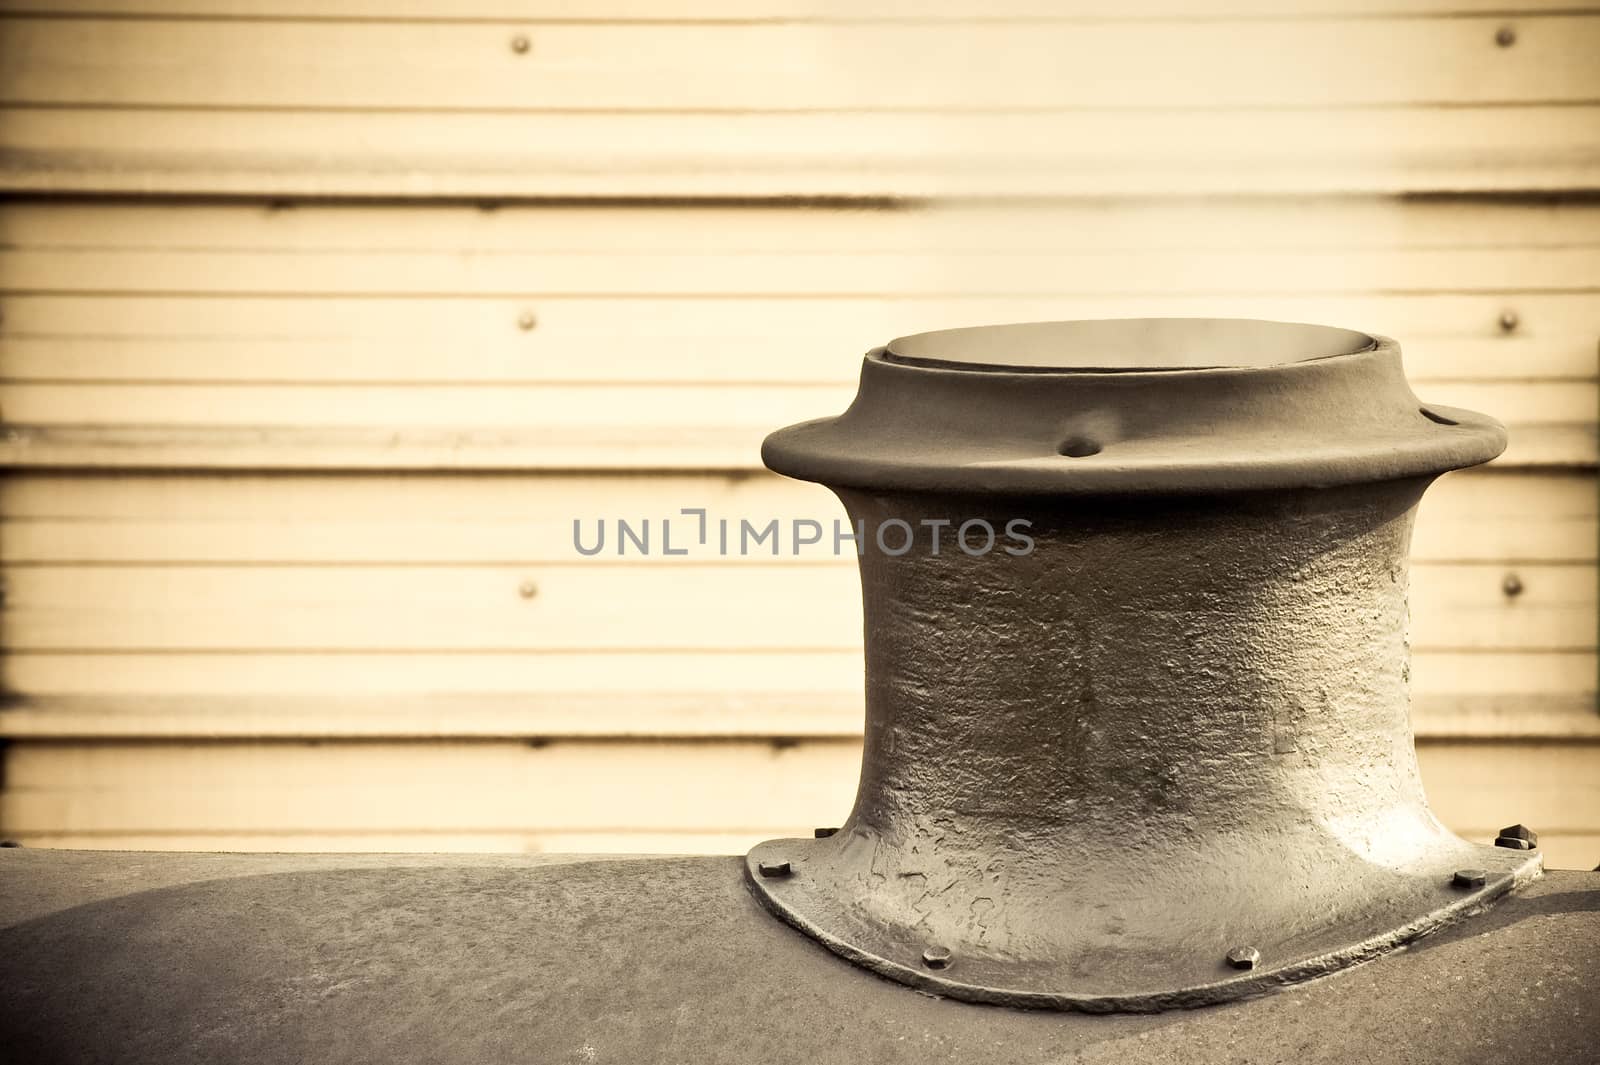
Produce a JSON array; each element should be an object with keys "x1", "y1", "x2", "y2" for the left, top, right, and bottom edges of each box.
[{"x1": 745, "y1": 830, "x2": 1540, "y2": 1013}]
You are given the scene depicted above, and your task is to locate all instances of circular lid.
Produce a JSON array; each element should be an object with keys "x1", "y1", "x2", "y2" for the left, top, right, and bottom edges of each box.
[
  {"x1": 762, "y1": 318, "x2": 1505, "y2": 495},
  {"x1": 883, "y1": 317, "x2": 1375, "y2": 373}
]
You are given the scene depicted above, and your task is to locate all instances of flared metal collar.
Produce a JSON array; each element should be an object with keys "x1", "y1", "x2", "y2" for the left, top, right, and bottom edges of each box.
[{"x1": 762, "y1": 318, "x2": 1505, "y2": 496}]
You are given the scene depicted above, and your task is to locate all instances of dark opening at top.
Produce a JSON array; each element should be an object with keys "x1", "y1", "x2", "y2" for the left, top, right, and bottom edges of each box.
[{"x1": 883, "y1": 318, "x2": 1376, "y2": 374}]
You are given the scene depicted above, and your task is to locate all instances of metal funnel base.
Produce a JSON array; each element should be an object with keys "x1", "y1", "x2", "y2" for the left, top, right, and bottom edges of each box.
[
  {"x1": 748, "y1": 318, "x2": 1528, "y2": 1014},
  {"x1": 746, "y1": 834, "x2": 1539, "y2": 1012}
]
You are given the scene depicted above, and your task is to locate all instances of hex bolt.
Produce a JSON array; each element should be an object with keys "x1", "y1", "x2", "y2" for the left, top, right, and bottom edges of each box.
[
  {"x1": 1494, "y1": 25, "x2": 1516, "y2": 47},
  {"x1": 1502, "y1": 573, "x2": 1524, "y2": 598},
  {"x1": 0, "y1": 840, "x2": 20, "y2": 848},
  {"x1": 813, "y1": 827, "x2": 839, "y2": 838},
  {"x1": 517, "y1": 310, "x2": 538, "y2": 331},
  {"x1": 921, "y1": 945, "x2": 953, "y2": 970},
  {"x1": 1498, "y1": 309, "x2": 1519, "y2": 333},
  {"x1": 757, "y1": 859, "x2": 792, "y2": 878},
  {"x1": 510, "y1": 33, "x2": 531, "y2": 54},
  {"x1": 1452, "y1": 868, "x2": 1487, "y2": 888},
  {"x1": 1495, "y1": 823, "x2": 1538, "y2": 849},
  {"x1": 518, "y1": 579, "x2": 539, "y2": 599},
  {"x1": 1225, "y1": 946, "x2": 1260, "y2": 971}
]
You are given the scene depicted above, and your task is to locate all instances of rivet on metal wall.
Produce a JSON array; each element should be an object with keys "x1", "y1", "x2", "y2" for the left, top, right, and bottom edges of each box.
[
  {"x1": 1494, "y1": 25, "x2": 1516, "y2": 47},
  {"x1": 1501, "y1": 573, "x2": 1524, "y2": 598},
  {"x1": 1225, "y1": 946, "x2": 1260, "y2": 971},
  {"x1": 510, "y1": 33, "x2": 532, "y2": 54},
  {"x1": 518, "y1": 579, "x2": 539, "y2": 599},
  {"x1": 1452, "y1": 868, "x2": 1487, "y2": 888},
  {"x1": 1498, "y1": 309, "x2": 1519, "y2": 332},
  {"x1": 921, "y1": 946, "x2": 953, "y2": 970},
  {"x1": 517, "y1": 310, "x2": 538, "y2": 331}
]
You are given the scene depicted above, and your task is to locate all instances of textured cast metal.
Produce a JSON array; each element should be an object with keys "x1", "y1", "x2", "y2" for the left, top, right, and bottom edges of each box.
[
  {"x1": 3, "y1": 852, "x2": 1598, "y2": 1065},
  {"x1": 746, "y1": 318, "x2": 1540, "y2": 1012}
]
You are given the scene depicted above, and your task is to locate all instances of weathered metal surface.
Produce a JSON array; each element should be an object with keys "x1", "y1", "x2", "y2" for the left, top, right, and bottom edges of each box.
[
  {"x1": 749, "y1": 318, "x2": 1534, "y2": 1011},
  {"x1": 761, "y1": 320, "x2": 1503, "y2": 496},
  {"x1": 1, "y1": 851, "x2": 1596, "y2": 1065}
]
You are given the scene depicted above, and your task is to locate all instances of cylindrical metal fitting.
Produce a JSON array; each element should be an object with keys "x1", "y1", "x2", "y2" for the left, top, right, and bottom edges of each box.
[
  {"x1": 746, "y1": 318, "x2": 1537, "y2": 1012},
  {"x1": 0, "y1": 317, "x2": 1593, "y2": 1063}
]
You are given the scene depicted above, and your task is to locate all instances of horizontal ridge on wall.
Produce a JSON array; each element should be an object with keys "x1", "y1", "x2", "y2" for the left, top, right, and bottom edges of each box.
[
  {"x1": 1, "y1": 690, "x2": 1595, "y2": 741},
  {"x1": 2, "y1": 738, "x2": 1596, "y2": 868},
  {"x1": 2, "y1": 10, "x2": 1598, "y2": 197},
  {"x1": 2, "y1": 200, "x2": 1594, "y2": 471}
]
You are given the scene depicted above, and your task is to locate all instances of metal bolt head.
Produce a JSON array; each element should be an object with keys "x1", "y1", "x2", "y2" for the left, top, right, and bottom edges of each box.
[
  {"x1": 1225, "y1": 946, "x2": 1260, "y2": 971},
  {"x1": 1494, "y1": 25, "x2": 1516, "y2": 47},
  {"x1": 1452, "y1": 868, "x2": 1488, "y2": 888},
  {"x1": 1498, "y1": 309, "x2": 1519, "y2": 332},
  {"x1": 517, "y1": 579, "x2": 539, "y2": 599},
  {"x1": 517, "y1": 310, "x2": 538, "y2": 331},
  {"x1": 1497, "y1": 823, "x2": 1538, "y2": 846},
  {"x1": 757, "y1": 859, "x2": 791, "y2": 878},
  {"x1": 510, "y1": 33, "x2": 531, "y2": 54},
  {"x1": 1502, "y1": 573, "x2": 1524, "y2": 598},
  {"x1": 813, "y1": 827, "x2": 839, "y2": 838},
  {"x1": 1494, "y1": 835, "x2": 1533, "y2": 851},
  {"x1": 921, "y1": 945, "x2": 953, "y2": 970},
  {"x1": 0, "y1": 840, "x2": 20, "y2": 848}
]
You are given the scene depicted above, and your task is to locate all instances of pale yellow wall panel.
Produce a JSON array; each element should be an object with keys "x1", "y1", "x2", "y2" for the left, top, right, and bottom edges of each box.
[
  {"x1": 1409, "y1": 651, "x2": 1596, "y2": 699},
  {"x1": 2, "y1": 738, "x2": 1594, "y2": 868},
  {"x1": 0, "y1": 423, "x2": 770, "y2": 472},
  {"x1": 0, "y1": 470, "x2": 1592, "y2": 565},
  {"x1": 1417, "y1": 742, "x2": 1600, "y2": 841},
  {"x1": 0, "y1": 0, "x2": 1594, "y2": 864},
  {"x1": 1, "y1": 294, "x2": 1595, "y2": 385},
  {"x1": 4, "y1": 18, "x2": 1593, "y2": 111},
  {"x1": 0, "y1": 650, "x2": 873, "y2": 698},
  {"x1": 0, "y1": 414, "x2": 1587, "y2": 474},
  {"x1": 0, "y1": 561, "x2": 1590, "y2": 653},
  {"x1": 0, "y1": 692, "x2": 868, "y2": 741},
  {"x1": 6, "y1": 833, "x2": 770, "y2": 857},
  {"x1": 5, "y1": 1, "x2": 1596, "y2": 18},
  {"x1": 0, "y1": 383, "x2": 856, "y2": 429},
  {"x1": 0, "y1": 387, "x2": 1585, "y2": 468},
  {"x1": 0, "y1": 739, "x2": 865, "y2": 833}
]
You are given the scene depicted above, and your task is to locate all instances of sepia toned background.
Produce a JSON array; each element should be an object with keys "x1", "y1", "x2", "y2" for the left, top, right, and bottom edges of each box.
[{"x1": 0, "y1": 1, "x2": 1595, "y2": 868}]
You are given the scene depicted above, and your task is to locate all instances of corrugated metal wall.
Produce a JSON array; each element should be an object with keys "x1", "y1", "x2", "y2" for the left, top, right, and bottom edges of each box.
[{"x1": 0, "y1": 1, "x2": 1595, "y2": 867}]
